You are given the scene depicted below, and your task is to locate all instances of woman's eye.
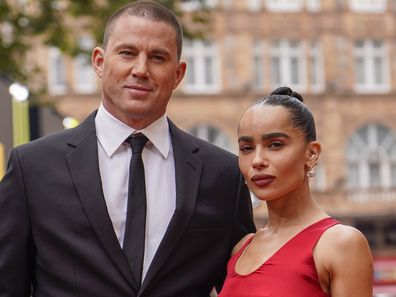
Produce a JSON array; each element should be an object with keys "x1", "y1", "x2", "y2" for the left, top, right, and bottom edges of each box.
[
  {"x1": 239, "y1": 145, "x2": 253, "y2": 153},
  {"x1": 268, "y1": 142, "x2": 284, "y2": 150}
]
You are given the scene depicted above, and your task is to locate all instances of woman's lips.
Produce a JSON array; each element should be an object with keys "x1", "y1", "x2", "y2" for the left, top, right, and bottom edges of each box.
[{"x1": 251, "y1": 175, "x2": 275, "y2": 187}]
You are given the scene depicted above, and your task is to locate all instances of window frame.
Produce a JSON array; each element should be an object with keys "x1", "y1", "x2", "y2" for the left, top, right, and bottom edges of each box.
[
  {"x1": 270, "y1": 39, "x2": 306, "y2": 91},
  {"x1": 354, "y1": 39, "x2": 390, "y2": 93},
  {"x1": 182, "y1": 39, "x2": 221, "y2": 94},
  {"x1": 48, "y1": 47, "x2": 67, "y2": 95},
  {"x1": 347, "y1": 123, "x2": 396, "y2": 189}
]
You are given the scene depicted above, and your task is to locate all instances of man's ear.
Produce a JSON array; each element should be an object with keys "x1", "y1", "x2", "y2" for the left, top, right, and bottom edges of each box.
[
  {"x1": 173, "y1": 61, "x2": 186, "y2": 89},
  {"x1": 92, "y1": 47, "x2": 105, "y2": 78},
  {"x1": 305, "y1": 141, "x2": 322, "y2": 168}
]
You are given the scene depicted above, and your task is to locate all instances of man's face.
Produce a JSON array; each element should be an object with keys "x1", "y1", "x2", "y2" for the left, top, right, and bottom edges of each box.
[{"x1": 92, "y1": 15, "x2": 186, "y2": 129}]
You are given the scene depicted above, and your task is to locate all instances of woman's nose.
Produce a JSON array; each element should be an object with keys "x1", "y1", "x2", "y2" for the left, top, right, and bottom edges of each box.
[{"x1": 251, "y1": 148, "x2": 269, "y2": 169}]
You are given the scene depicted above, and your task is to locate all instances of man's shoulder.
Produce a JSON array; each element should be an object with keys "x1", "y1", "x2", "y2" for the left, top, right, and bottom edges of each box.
[
  {"x1": 17, "y1": 111, "x2": 96, "y2": 153},
  {"x1": 12, "y1": 129, "x2": 74, "y2": 163},
  {"x1": 174, "y1": 127, "x2": 236, "y2": 159}
]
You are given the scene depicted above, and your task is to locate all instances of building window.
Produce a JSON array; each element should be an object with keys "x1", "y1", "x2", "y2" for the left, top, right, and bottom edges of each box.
[
  {"x1": 252, "y1": 40, "x2": 264, "y2": 90},
  {"x1": 346, "y1": 123, "x2": 396, "y2": 189},
  {"x1": 222, "y1": 0, "x2": 233, "y2": 9},
  {"x1": 354, "y1": 40, "x2": 389, "y2": 93},
  {"x1": 181, "y1": 0, "x2": 218, "y2": 11},
  {"x1": 308, "y1": 41, "x2": 324, "y2": 92},
  {"x1": 265, "y1": 0, "x2": 304, "y2": 11},
  {"x1": 248, "y1": 0, "x2": 263, "y2": 10},
  {"x1": 48, "y1": 47, "x2": 66, "y2": 95},
  {"x1": 349, "y1": 0, "x2": 387, "y2": 13},
  {"x1": 16, "y1": 0, "x2": 28, "y2": 10},
  {"x1": 0, "y1": 22, "x2": 13, "y2": 46},
  {"x1": 270, "y1": 39, "x2": 305, "y2": 90},
  {"x1": 183, "y1": 40, "x2": 220, "y2": 93},
  {"x1": 189, "y1": 124, "x2": 231, "y2": 151},
  {"x1": 306, "y1": 0, "x2": 321, "y2": 11},
  {"x1": 73, "y1": 36, "x2": 96, "y2": 94},
  {"x1": 265, "y1": 0, "x2": 320, "y2": 12},
  {"x1": 265, "y1": 0, "x2": 321, "y2": 12}
]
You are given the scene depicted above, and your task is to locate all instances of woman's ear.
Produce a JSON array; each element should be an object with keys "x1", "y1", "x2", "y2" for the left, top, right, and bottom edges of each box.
[{"x1": 305, "y1": 141, "x2": 322, "y2": 169}]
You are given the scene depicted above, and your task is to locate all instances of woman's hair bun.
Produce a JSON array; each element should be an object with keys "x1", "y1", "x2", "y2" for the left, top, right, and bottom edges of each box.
[{"x1": 270, "y1": 86, "x2": 304, "y2": 102}]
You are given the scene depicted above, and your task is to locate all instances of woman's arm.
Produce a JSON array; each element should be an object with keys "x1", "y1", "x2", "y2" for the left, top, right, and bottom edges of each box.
[{"x1": 316, "y1": 224, "x2": 374, "y2": 297}]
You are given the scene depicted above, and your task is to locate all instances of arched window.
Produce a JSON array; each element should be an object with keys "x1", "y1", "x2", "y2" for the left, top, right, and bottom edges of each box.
[
  {"x1": 189, "y1": 124, "x2": 232, "y2": 152},
  {"x1": 347, "y1": 123, "x2": 396, "y2": 189}
]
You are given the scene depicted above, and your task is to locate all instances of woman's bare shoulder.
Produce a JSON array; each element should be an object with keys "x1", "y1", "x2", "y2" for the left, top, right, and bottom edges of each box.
[
  {"x1": 231, "y1": 233, "x2": 255, "y2": 256},
  {"x1": 317, "y1": 223, "x2": 373, "y2": 268},
  {"x1": 316, "y1": 224, "x2": 374, "y2": 296},
  {"x1": 321, "y1": 224, "x2": 369, "y2": 249}
]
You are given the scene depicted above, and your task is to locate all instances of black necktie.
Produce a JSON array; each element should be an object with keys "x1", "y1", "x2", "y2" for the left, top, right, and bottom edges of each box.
[{"x1": 124, "y1": 133, "x2": 149, "y2": 287}]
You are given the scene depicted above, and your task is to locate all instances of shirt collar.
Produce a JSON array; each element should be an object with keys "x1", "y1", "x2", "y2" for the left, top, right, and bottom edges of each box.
[{"x1": 95, "y1": 104, "x2": 171, "y2": 159}]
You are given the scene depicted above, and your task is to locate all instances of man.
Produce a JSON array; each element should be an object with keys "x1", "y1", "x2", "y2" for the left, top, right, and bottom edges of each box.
[{"x1": 0, "y1": 1, "x2": 255, "y2": 297}]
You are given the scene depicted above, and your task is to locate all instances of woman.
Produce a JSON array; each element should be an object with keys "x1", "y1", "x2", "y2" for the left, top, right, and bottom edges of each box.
[{"x1": 218, "y1": 87, "x2": 373, "y2": 297}]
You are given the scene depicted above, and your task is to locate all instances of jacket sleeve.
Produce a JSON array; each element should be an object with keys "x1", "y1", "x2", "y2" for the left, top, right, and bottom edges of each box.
[
  {"x1": 231, "y1": 173, "x2": 256, "y2": 247},
  {"x1": 0, "y1": 149, "x2": 33, "y2": 297}
]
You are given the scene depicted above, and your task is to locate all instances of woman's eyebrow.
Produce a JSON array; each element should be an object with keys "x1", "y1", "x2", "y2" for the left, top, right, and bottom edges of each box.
[
  {"x1": 238, "y1": 136, "x2": 254, "y2": 143},
  {"x1": 261, "y1": 132, "x2": 290, "y2": 141}
]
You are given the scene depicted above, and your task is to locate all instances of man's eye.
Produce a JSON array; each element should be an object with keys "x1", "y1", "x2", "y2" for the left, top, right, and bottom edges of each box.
[
  {"x1": 151, "y1": 55, "x2": 165, "y2": 62},
  {"x1": 119, "y1": 51, "x2": 134, "y2": 56}
]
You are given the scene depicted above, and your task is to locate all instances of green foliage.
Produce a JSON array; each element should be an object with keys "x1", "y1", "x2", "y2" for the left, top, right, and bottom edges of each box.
[
  {"x1": 0, "y1": 1, "x2": 30, "y2": 81},
  {"x1": 0, "y1": 0, "x2": 210, "y2": 93}
]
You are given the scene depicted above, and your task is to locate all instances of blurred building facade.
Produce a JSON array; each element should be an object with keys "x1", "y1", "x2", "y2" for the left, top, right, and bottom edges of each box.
[{"x1": 17, "y1": 0, "x2": 396, "y2": 291}]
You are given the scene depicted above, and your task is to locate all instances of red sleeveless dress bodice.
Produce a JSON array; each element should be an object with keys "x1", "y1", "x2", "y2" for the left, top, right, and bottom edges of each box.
[{"x1": 218, "y1": 218, "x2": 339, "y2": 297}]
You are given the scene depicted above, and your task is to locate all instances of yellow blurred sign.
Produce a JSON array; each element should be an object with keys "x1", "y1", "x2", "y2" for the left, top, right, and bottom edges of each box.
[
  {"x1": 12, "y1": 98, "x2": 30, "y2": 147},
  {"x1": 0, "y1": 142, "x2": 4, "y2": 179}
]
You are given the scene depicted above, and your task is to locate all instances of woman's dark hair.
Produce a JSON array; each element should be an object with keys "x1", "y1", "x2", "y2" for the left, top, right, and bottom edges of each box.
[{"x1": 255, "y1": 86, "x2": 316, "y2": 142}]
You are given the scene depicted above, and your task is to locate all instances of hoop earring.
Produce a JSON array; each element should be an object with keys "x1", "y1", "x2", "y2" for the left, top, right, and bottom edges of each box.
[{"x1": 307, "y1": 168, "x2": 315, "y2": 178}]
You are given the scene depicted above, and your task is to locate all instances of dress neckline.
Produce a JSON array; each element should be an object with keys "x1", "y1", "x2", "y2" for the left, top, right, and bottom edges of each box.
[{"x1": 233, "y1": 217, "x2": 335, "y2": 277}]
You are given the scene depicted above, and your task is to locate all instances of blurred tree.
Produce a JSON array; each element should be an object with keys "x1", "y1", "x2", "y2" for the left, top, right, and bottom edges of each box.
[{"x1": 0, "y1": 0, "x2": 210, "y2": 96}]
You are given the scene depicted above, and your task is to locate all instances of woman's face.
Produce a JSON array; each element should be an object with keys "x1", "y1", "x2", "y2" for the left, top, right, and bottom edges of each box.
[{"x1": 238, "y1": 104, "x2": 320, "y2": 201}]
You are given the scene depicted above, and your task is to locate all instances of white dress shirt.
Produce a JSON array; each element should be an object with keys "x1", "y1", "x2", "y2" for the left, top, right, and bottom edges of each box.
[{"x1": 95, "y1": 104, "x2": 176, "y2": 280}]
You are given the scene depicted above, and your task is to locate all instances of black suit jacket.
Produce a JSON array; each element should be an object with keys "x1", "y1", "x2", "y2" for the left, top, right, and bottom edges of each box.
[{"x1": 0, "y1": 112, "x2": 255, "y2": 297}]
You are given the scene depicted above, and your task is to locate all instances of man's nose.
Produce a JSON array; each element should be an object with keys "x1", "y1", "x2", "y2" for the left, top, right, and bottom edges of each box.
[{"x1": 131, "y1": 55, "x2": 149, "y2": 78}]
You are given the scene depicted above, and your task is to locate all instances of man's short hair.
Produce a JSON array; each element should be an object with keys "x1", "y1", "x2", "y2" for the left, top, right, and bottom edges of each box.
[{"x1": 103, "y1": 1, "x2": 183, "y2": 60}]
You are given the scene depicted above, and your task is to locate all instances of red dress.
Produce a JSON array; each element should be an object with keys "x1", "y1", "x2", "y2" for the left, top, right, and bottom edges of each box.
[{"x1": 218, "y1": 218, "x2": 339, "y2": 297}]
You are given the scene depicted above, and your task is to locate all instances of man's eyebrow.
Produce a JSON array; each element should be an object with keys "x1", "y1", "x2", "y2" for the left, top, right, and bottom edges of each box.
[
  {"x1": 261, "y1": 132, "x2": 290, "y2": 140},
  {"x1": 151, "y1": 48, "x2": 171, "y2": 56},
  {"x1": 112, "y1": 43, "x2": 136, "y2": 51},
  {"x1": 112, "y1": 43, "x2": 171, "y2": 56},
  {"x1": 114, "y1": 42, "x2": 134, "y2": 48}
]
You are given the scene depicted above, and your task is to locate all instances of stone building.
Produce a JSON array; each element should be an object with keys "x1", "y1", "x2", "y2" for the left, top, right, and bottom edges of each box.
[{"x1": 20, "y1": 0, "x2": 396, "y2": 293}]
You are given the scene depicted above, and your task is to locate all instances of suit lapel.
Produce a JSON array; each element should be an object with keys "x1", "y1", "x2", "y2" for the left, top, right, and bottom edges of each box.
[
  {"x1": 65, "y1": 112, "x2": 138, "y2": 291},
  {"x1": 139, "y1": 120, "x2": 202, "y2": 295}
]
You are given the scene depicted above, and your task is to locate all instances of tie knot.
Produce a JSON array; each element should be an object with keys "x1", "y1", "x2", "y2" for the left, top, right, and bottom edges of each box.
[{"x1": 126, "y1": 133, "x2": 149, "y2": 154}]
